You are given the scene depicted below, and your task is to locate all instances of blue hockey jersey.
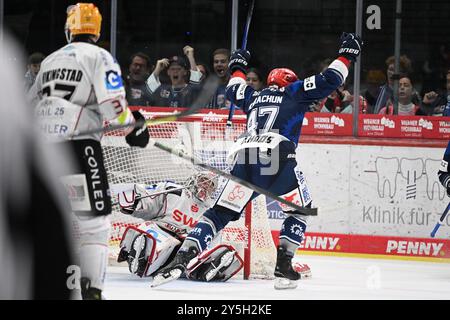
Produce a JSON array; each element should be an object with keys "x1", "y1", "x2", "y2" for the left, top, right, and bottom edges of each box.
[{"x1": 226, "y1": 59, "x2": 349, "y2": 146}]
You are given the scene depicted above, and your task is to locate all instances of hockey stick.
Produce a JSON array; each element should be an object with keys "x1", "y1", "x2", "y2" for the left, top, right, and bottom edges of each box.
[
  {"x1": 430, "y1": 202, "x2": 450, "y2": 238},
  {"x1": 148, "y1": 139, "x2": 318, "y2": 216},
  {"x1": 72, "y1": 75, "x2": 219, "y2": 138},
  {"x1": 226, "y1": 0, "x2": 255, "y2": 128}
]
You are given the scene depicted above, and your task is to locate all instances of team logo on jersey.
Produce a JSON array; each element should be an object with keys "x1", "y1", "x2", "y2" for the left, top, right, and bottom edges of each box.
[
  {"x1": 227, "y1": 185, "x2": 245, "y2": 201},
  {"x1": 191, "y1": 204, "x2": 199, "y2": 213},
  {"x1": 290, "y1": 224, "x2": 304, "y2": 237},
  {"x1": 303, "y1": 76, "x2": 316, "y2": 91},
  {"x1": 204, "y1": 234, "x2": 213, "y2": 246},
  {"x1": 105, "y1": 70, "x2": 123, "y2": 90}
]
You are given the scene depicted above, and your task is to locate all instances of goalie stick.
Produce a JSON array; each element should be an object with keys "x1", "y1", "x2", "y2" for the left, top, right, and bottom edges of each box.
[
  {"x1": 148, "y1": 138, "x2": 318, "y2": 216},
  {"x1": 226, "y1": 0, "x2": 255, "y2": 128},
  {"x1": 430, "y1": 202, "x2": 450, "y2": 238},
  {"x1": 72, "y1": 75, "x2": 220, "y2": 138}
]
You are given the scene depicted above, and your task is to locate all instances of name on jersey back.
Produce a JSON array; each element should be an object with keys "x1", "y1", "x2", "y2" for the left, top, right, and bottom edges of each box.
[{"x1": 42, "y1": 68, "x2": 83, "y2": 84}]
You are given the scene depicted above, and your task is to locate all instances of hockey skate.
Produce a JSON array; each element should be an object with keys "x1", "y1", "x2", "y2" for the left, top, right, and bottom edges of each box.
[
  {"x1": 151, "y1": 247, "x2": 198, "y2": 288},
  {"x1": 274, "y1": 247, "x2": 301, "y2": 290}
]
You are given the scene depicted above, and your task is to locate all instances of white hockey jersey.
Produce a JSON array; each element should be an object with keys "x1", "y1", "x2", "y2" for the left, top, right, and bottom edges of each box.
[
  {"x1": 29, "y1": 42, "x2": 132, "y2": 141},
  {"x1": 119, "y1": 182, "x2": 211, "y2": 237}
]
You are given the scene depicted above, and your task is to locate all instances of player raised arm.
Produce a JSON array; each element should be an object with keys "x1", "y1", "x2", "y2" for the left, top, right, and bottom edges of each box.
[
  {"x1": 292, "y1": 32, "x2": 363, "y2": 102},
  {"x1": 224, "y1": 49, "x2": 255, "y2": 113}
]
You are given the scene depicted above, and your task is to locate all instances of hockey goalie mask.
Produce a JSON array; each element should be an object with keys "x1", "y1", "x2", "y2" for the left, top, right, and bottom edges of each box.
[
  {"x1": 190, "y1": 173, "x2": 218, "y2": 202},
  {"x1": 65, "y1": 3, "x2": 102, "y2": 43},
  {"x1": 267, "y1": 68, "x2": 298, "y2": 88}
]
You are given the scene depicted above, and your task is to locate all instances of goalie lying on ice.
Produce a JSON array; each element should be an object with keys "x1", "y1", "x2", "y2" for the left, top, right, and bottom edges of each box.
[{"x1": 117, "y1": 172, "x2": 243, "y2": 282}]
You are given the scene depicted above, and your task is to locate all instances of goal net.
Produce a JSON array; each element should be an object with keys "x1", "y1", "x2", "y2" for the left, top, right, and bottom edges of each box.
[{"x1": 101, "y1": 107, "x2": 276, "y2": 279}]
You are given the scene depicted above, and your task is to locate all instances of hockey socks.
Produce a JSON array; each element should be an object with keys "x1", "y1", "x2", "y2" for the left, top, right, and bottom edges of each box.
[
  {"x1": 184, "y1": 219, "x2": 217, "y2": 252},
  {"x1": 274, "y1": 216, "x2": 308, "y2": 289},
  {"x1": 279, "y1": 215, "x2": 307, "y2": 255}
]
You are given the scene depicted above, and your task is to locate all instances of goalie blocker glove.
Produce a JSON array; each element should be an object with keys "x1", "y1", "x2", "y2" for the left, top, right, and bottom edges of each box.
[
  {"x1": 228, "y1": 49, "x2": 251, "y2": 74},
  {"x1": 126, "y1": 111, "x2": 150, "y2": 148},
  {"x1": 338, "y1": 32, "x2": 363, "y2": 62}
]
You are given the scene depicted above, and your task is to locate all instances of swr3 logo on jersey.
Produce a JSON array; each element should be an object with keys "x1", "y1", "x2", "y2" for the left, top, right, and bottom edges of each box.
[
  {"x1": 105, "y1": 70, "x2": 123, "y2": 90},
  {"x1": 172, "y1": 209, "x2": 198, "y2": 228}
]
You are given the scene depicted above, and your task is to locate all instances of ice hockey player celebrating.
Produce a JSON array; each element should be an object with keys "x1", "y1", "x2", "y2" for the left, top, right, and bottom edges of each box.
[
  {"x1": 29, "y1": 3, "x2": 150, "y2": 299},
  {"x1": 117, "y1": 172, "x2": 244, "y2": 282},
  {"x1": 151, "y1": 32, "x2": 362, "y2": 289}
]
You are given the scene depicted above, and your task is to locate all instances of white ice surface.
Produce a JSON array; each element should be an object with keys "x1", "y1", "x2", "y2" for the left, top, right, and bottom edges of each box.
[{"x1": 104, "y1": 254, "x2": 450, "y2": 300}]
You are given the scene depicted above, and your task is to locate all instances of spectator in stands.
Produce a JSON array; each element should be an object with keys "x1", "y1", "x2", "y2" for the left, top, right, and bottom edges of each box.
[
  {"x1": 125, "y1": 52, "x2": 153, "y2": 106},
  {"x1": 146, "y1": 46, "x2": 202, "y2": 108},
  {"x1": 24, "y1": 52, "x2": 45, "y2": 92},
  {"x1": 417, "y1": 69, "x2": 450, "y2": 116},
  {"x1": 208, "y1": 48, "x2": 231, "y2": 109},
  {"x1": 378, "y1": 76, "x2": 420, "y2": 115},
  {"x1": 319, "y1": 84, "x2": 367, "y2": 114},
  {"x1": 363, "y1": 69, "x2": 385, "y2": 114},
  {"x1": 373, "y1": 55, "x2": 418, "y2": 114},
  {"x1": 246, "y1": 67, "x2": 265, "y2": 91}
]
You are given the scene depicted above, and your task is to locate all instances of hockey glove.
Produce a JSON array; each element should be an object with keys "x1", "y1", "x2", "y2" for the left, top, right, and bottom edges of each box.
[
  {"x1": 125, "y1": 111, "x2": 150, "y2": 148},
  {"x1": 338, "y1": 32, "x2": 363, "y2": 62},
  {"x1": 228, "y1": 49, "x2": 251, "y2": 74}
]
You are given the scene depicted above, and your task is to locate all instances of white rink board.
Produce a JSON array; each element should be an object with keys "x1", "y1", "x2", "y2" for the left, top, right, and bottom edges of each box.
[{"x1": 267, "y1": 143, "x2": 450, "y2": 238}]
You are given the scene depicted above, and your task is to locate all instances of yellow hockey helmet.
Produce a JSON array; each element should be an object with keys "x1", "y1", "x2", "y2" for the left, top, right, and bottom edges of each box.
[{"x1": 65, "y1": 3, "x2": 102, "y2": 43}]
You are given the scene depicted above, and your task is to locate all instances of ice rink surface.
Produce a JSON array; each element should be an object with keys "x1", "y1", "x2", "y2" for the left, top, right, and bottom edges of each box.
[{"x1": 104, "y1": 254, "x2": 450, "y2": 300}]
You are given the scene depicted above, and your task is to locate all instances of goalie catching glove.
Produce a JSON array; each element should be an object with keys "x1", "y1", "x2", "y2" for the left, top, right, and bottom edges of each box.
[
  {"x1": 117, "y1": 184, "x2": 149, "y2": 215},
  {"x1": 125, "y1": 110, "x2": 150, "y2": 148}
]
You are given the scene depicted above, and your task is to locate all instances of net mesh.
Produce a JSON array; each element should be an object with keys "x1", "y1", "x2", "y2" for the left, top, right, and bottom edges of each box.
[{"x1": 101, "y1": 108, "x2": 276, "y2": 279}]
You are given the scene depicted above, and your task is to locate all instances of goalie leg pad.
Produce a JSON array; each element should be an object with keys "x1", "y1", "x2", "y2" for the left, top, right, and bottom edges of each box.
[
  {"x1": 119, "y1": 222, "x2": 181, "y2": 277},
  {"x1": 120, "y1": 227, "x2": 157, "y2": 277},
  {"x1": 186, "y1": 245, "x2": 243, "y2": 282}
]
